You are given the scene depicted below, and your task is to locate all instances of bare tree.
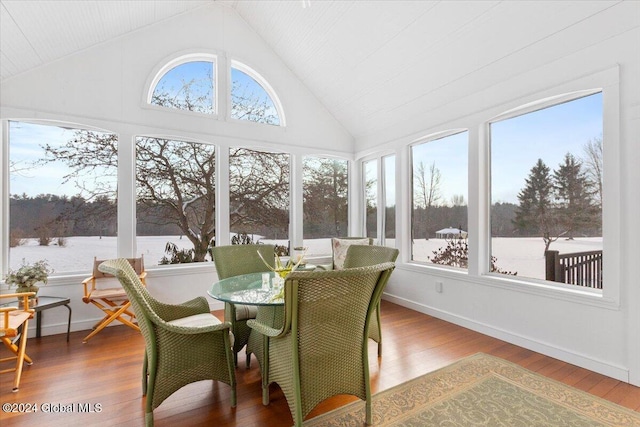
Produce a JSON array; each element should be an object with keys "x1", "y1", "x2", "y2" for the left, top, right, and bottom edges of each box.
[
  {"x1": 41, "y1": 77, "x2": 288, "y2": 262},
  {"x1": 414, "y1": 161, "x2": 441, "y2": 239},
  {"x1": 229, "y1": 148, "x2": 290, "y2": 239},
  {"x1": 302, "y1": 158, "x2": 348, "y2": 237},
  {"x1": 582, "y1": 136, "x2": 603, "y2": 209},
  {"x1": 451, "y1": 194, "x2": 465, "y2": 206}
]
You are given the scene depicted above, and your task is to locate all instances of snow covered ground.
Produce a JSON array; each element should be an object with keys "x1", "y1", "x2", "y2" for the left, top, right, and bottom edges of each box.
[{"x1": 8, "y1": 235, "x2": 602, "y2": 281}]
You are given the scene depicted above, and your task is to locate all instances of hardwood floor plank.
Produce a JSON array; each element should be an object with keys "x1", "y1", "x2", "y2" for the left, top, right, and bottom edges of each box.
[{"x1": 1, "y1": 300, "x2": 638, "y2": 426}]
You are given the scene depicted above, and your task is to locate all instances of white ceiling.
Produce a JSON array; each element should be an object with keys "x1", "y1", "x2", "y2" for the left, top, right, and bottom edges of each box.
[{"x1": 0, "y1": 0, "x2": 633, "y2": 144}]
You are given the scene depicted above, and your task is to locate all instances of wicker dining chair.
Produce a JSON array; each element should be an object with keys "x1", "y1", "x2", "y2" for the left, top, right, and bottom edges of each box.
[
  {"x1": 98, "y1": 259, "x2": 236, "y2": 427},
  {"x1": 248, "y1": 262, "x2": 396, "y2": 426},
  {"x1": 212, "y1": 244, "x2": 275, "y2": 368},
  {"x1": 343, "y1": 245, "x2": 399, "y2": 357}
]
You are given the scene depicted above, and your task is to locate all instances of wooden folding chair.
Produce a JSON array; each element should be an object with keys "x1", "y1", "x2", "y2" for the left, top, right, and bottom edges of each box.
[
  {"x1": 1, "y1": 292, "x2": 35, "y2": 392},
  {"x1": 81, "y1": 256, "x2": 146, "y2": 343}
]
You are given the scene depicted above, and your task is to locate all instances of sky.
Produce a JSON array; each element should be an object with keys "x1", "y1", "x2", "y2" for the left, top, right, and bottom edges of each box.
[
  {"x1": 491, "y1": 92, "x2": 602, "y2": 204},
  {"x1": 412, "y1": 130, "x2": 469, "y2": 206},
  {"x1": 9, "y1": 85, "x2": 602, "y2": 206}
]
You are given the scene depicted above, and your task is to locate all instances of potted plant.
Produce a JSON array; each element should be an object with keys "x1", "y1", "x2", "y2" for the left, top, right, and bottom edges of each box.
[{"x1": 4, "y1": 259, "x2": 53, "y2": 305}]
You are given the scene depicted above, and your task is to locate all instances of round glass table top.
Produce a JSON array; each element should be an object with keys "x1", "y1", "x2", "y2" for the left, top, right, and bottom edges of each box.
[{"x1": 208, "y1": 271, "x2": 284, "y2": 306}]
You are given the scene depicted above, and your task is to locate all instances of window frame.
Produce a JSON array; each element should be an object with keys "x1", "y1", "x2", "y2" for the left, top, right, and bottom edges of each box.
[
  {"x1": 407, "y1": 129, "x2": 469, "y2": 269},
  {"x1": 229, "y1": 60, "x2": 287, "y2": 127},
  {"x1": 476, "y1": 68, "x2": 620, "y2": 308},
  {"x1": 2, "y1": 119, "x2": 120, "y2": 277},
  {"x1": 145, "y1": 53, "x2": 219, "y2": 117}
]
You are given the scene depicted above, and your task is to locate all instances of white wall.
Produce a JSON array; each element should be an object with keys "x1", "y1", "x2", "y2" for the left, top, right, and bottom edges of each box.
[
  {"x1": 360, "y1": 20, "x2": 639, "y2": 384},
  {"x1": 0, "y1": 4, "x2": 352, "y2": 337}
]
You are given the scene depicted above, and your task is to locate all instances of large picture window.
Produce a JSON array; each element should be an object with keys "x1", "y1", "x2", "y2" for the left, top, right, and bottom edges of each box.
[
  {"x1": 411, "y1": 131, "x2": 468, "y2": 269},
  {"x1": 490, "y1": 92, "x2": 603, "y2": 286},
  {"x1": 135, "y1": 137, "x2": 216, "y2": 265},
  {"x1": 8, "y1": 121, "x2": 118, "y2": 273},
  {"x1": 229, "y1": 148, "x2": 290, "y2": 252},
  {"x1": 302, "y1": 156, "x2": 349, "y2": 256}
]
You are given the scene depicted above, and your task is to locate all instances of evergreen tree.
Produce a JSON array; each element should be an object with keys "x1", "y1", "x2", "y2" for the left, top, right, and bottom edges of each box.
[
  {"x1": 553, "y1": 153, "x2": 597, "y2": 239},
  {"x1": 513, "y1": 159, "x2": 558, "y2": 253}
]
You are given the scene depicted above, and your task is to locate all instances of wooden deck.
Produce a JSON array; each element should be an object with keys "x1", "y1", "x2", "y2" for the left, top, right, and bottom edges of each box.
[{"x1": 1, "y1": 300, "x2": 638, "y2": 426}]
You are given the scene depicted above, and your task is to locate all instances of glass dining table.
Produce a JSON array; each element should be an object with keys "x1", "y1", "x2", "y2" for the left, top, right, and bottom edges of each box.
[
  {"x1": 208, "y1": 271, "x2": 287, "y2": 372},
  {"x1": 208, "y1": 271, "x2": 285, "y2": 306}
]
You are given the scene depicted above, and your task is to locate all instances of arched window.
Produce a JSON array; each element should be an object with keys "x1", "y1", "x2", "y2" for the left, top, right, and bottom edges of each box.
[
  {"x1": 231, "y1": 61, "x2": 285, "y2": 126},
  {"x1": 149, "y1": 57, "x2": 215, "y2": 114}
]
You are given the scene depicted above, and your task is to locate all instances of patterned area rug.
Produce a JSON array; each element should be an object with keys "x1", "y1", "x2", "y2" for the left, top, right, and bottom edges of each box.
[{"x1": 305, "y1": 353, "x2": 640, "y2": 426}]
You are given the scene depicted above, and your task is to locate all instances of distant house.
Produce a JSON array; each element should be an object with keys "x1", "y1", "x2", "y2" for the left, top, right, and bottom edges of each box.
[{"x1": 435, "y1": 227, "x2": 468, "y2": 239}]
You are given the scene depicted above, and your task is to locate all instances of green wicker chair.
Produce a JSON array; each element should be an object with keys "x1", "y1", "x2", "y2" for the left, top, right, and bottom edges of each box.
[
  {"x1": 343, "y1": 245, "x2": 399, "y2": 357},
  {"x1": 248, "y1": 262, "x2": 396, "y2": 426},
  {"x1": 212, "y1": 244, "x2": 275, "y2": 368},
  {"x1": 97, "y1": 259, "x2": 236, "y2": 427}
]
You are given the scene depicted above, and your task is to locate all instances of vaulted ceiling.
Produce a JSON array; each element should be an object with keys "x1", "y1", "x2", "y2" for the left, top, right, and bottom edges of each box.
[{"x1": 0, "y1": 0, "x2": 632, "y2": 144}]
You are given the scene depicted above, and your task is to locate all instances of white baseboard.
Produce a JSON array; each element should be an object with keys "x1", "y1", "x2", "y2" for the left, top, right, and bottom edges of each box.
[{"x1": 383, "y1": 293, "x2": 630, "y2": 383}]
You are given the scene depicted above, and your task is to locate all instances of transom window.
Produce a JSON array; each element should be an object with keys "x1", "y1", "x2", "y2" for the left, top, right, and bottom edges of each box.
[
  {"x1": 150, "y1": 60, "x2": 215, "y2": 114},
  {"x1": 147, "y1": 55, "x2": 285, "y2": 126},
  {"x1": 231, "y1": 61, "x2": 283, "y2": 126}
]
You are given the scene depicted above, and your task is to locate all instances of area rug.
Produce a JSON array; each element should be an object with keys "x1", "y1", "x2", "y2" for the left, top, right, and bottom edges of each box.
[{"x1": 305, "y1": 353, "x2": 640, "y2": 426}]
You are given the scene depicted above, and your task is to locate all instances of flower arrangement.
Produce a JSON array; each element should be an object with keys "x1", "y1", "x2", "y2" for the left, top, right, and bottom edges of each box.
[
  {"x1": 257, "y1": 249, "x2": 306, "y2": 279},
  {"x1": 4, "y1": 259, "x2": 53, "y2": 291},
  {"x1": 257, "y1": 249, "x2": 307, "y2": 301}
]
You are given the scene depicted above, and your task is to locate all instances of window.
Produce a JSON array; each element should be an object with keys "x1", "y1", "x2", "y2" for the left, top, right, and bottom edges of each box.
[
  {"x1": 302, "y1": 156, "x2": 349, "y2": 256},
  {"x1": 231, "y1": 62, "x2": 283, "y2": 126},
  {"x1": 136, "y1": 137, "x2": 216, "y2": 265},
  {"x1": 229, "y1": 148, "x2": 290, "y2": 252},
  {"x1": 411, "y1": 131, "x2": 468, "y2": 269},
  {"x1": 383, "y1": 155, "x2": 396, "y2": 247},
  {"x1": 8, "y1": 121, "x2": 117, "y2": 273},
  {"x1": 490, "y1": 92, "x2": 603, "y2": 285},
  {"x1": 363, "y1": 160, "x2": 378, "y2": 240},
  {"x1": 150, "y1": 60, "x2": 215, "y2": 114}
]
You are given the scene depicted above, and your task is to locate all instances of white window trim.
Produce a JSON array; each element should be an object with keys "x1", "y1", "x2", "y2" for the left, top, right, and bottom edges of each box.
[
  {"x1": 406, "y1": 129, "x2": 469, "y2": 267},
  {"x1": 477, "y1": 66, "x2": 620, "y2": 308}
]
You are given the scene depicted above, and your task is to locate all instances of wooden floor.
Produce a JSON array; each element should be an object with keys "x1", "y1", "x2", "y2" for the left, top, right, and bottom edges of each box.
[{"x1": 1, "y1": 301, "x2": 639, "y2": 426}]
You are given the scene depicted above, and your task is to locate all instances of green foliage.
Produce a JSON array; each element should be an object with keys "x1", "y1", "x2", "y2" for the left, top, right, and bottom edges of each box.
[
  {"x1": 159, "y1": 242, "x2": 196, "y2": 265},
  {"x1": 4, "y1": 259, "x2": 53, "y2": 288},
  {"x1": 429, "y1": 238, "x2": 516, "y2": 275},
  {"x1": 553, "y1": 153, "x2": 598, "y2": 238},
  {"x1": 514, "y1": 158, "x2": 555, "y2": 237},
  {"x1": 514, "y1": 154, "x2": 600, "y2": 253}
]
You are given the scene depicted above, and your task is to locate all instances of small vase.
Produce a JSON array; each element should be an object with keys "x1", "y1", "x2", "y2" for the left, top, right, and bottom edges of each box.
[{"x1": 16, "y1": 284, "x2": 39, "y2": 307}]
